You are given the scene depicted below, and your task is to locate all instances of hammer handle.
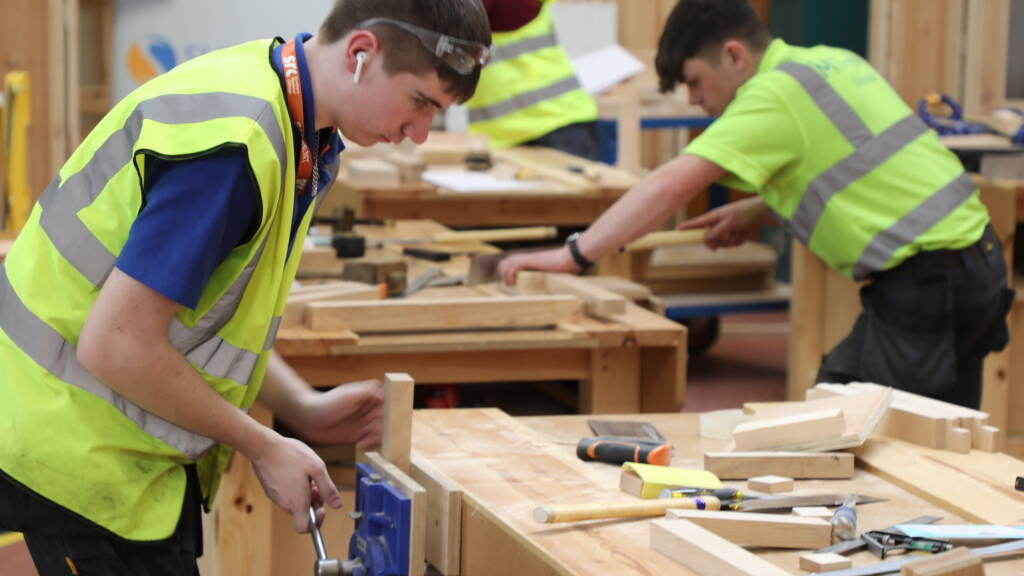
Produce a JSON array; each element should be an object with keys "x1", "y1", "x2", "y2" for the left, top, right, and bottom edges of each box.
[{"x1": 533, "y1": 495, "x2": 722, "y2": 524}]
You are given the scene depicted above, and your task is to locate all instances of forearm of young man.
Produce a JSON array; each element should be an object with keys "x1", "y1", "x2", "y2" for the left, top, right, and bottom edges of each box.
[
  {"x1": 78, "y1": 267, "x2": 340, "y2": 533},
  {"x1": 500, "y1": 154, "x2": 726, "y2": 283}
]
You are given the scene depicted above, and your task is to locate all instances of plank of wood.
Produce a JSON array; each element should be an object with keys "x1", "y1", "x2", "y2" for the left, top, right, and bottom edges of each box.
[
  {"x1": 800, "y1": 552, "x2": 853, "y2": 572},
  {"x1": 363, "y1": 452, "x2": 426, "y2": 576},
  {"x1": 854, "y1": 436, "x2": 1024, "y2": 525},
  {"x1": 731, "y1": 408, "x2": 847, "y2": 451},
  {"x1": 665, "y1": 509, "x2": 832, "y2": 549},
  {"x1": 283, "y1": 282, "x2": 382, "y2": 328},
  {"x1": 704, "y1": 451, "x2": 854, "y2": 479},
  {"x1": 306, "y1": 295, "x2": 581, "y2": 332},
  {"x1": 746, "y1": 475, "x2": 793, "y2": 494},
  {"x1": 542, "y1": 273, "x2": 627, "y2": 318},
  {"x1": 900, "y1": 546, "x2": 984, "y2": 576},
  {"x1": 383, "y1": 373, "x2": 414, "y2": 474},
  {"x1": 736, "y1": 385, "x2": 893, "y2": 452},
  {"x1": 793, "y1": 506, "x2": 835, "y2": 519},
  {"x1": 650, "y1": 519, "x2": 795, "y2": 576},
  {"x1": 409, "y1": 455, "x2": 461, "y2": 576}
]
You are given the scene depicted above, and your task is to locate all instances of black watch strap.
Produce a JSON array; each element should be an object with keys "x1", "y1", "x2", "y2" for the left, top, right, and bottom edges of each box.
[{"x1": 566, "y1": 232, "x2": 592, "y2": 270}]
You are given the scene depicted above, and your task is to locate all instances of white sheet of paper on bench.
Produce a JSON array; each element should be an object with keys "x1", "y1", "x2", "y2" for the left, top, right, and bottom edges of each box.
[{"x1": 422, "y1": 170, "x2": 550, "y2": 193}]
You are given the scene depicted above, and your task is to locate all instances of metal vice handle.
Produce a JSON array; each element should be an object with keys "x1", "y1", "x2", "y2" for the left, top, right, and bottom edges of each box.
[{"x1": 309, "y1": 506, "x2": 362, "y2": 576}]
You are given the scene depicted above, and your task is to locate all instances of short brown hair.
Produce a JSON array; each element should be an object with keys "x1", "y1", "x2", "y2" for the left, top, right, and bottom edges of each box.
[{"x1": 320, "y1": 0, "x2": 491, "y2": 102}]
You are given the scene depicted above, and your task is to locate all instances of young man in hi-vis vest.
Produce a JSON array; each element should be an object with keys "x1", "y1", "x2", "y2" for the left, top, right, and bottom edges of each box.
[
  {"x1": 499, "y1": 0, "x2": 1012, "y2": 410},
  {"x1": 0, "y1": 1, "x2": 491, "y2": 573}
]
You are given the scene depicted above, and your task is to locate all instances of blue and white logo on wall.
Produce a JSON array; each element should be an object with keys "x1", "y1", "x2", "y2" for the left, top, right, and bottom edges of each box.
[{"x1": 127, "y1": 34, "x2": 177, "y2": 84}]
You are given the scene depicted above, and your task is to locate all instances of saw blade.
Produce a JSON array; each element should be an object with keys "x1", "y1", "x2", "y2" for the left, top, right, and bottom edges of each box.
[{"x1": 737, "y1": 494, "x2": 885, "y2": 512}]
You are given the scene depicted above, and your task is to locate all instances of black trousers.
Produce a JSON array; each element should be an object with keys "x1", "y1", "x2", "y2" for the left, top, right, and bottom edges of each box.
[
  {"x1": 0, "y1": 466, "x2": 202, "y2": 576},
  {"x1": 817, "y1": 225, "x2": 1013, "y2": 409},
  {"x1": 522, "y1": 121, "x2": 601, "y2": 162}
]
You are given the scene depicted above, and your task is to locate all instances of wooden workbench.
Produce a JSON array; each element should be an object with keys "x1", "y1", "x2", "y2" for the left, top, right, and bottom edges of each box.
[
  {"x1": 276, "y1": 286, "x2": 685, "y2": 414},
  {"x1": 325, "y1": 146, "x2": 640, "y2": 228},
  {"x1": 412, "y1": 409, "x2": 1024, "y2": 576},
  {"x1": 202, "y1": 407, "x2": 1024, "y2": 576}
]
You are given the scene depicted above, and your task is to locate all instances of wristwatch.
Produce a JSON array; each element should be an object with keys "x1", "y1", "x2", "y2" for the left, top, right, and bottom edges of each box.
[{"x1": 566, "y1": 232, "x2": 593, "y2": 271}]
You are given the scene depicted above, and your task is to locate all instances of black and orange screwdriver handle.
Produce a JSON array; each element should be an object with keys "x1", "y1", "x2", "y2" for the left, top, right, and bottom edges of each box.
[{"x1": 576, "y1": 436, "x2": 672, "y2": 466}]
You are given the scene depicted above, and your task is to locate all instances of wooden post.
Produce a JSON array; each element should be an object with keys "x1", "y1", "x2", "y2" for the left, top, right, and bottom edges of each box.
[{"x1": 383, "y1": 373, "x2": 415, "y2": 474}]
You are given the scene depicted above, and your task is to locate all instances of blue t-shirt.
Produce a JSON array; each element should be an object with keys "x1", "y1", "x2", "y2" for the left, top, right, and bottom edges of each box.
[{"x1": 116, "y1": 33, "x2": 344, "y2": 309}]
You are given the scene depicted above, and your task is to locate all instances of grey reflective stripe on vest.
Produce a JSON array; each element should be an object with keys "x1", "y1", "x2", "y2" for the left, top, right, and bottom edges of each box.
[
  {"x1": 790, "y1": 115, "x2": 929, "y2": 244},
  {"x1": 777, "y1": 62, "x2": 872, "y2": 148},
  {"x1": 39, "y1": 92, "x2": 287, "y2": 287},
  {"x1": 469, "y1": 76, "x2": 582, "y2": 124},
  {"x1": 0, "y1": 265, "x2": 216, "y2": 460},
  {"x1": 490, "y1": 32, "x2": 557, "y2": 65},
  {"x1": 777, "y1": 61, "x2": 955, "y2": 277},
  {"x1": 35, "y1": 91, "x2": 287, "y2": 387},
  {"x1": 852, "y1": 172, "x2": 976, "y2": 280}
]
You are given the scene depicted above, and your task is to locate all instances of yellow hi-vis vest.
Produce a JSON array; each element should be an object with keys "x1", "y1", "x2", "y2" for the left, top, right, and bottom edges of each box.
[
  {"x1": 467, "y1": 0, "x2": 598, "y2": 148},
  {"x1": 0, "y1": 39, "x2": 313, "y2": 540}
]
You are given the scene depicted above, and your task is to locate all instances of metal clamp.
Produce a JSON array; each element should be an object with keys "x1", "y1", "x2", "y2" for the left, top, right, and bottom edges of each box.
[{"x1": 309, "y1": 506, "x2": 363, "y2": 576}]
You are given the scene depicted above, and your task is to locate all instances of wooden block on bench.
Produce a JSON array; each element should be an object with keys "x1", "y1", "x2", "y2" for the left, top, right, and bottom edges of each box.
[
  {"x1": 747, "y1": 475, "x2": 794, "y2": 494},
  {"x1": 704, "y1": 451, "x2": 854, "y2": 479}
]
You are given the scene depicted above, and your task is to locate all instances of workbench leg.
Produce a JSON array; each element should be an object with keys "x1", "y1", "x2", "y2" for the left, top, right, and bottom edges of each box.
[
  {"x1": 205, "y1": 404, "x2": 274, "y2": 576},
  {"x1": 580, "y1": 348, "x2": 641, "y2": 413},
  {"x1": 641, "y1": 345, "x2": 686, "y2": 412}
]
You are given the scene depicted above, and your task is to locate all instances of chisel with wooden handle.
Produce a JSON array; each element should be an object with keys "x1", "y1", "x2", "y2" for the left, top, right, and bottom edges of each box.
[{"x1": 533, "y1": 495, "x2": 726, "y2": 524}]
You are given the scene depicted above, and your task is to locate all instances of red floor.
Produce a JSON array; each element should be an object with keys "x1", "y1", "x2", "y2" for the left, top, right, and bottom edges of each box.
[{"x1": 683, "y1": 311, "x2": 789, "y2": 412}]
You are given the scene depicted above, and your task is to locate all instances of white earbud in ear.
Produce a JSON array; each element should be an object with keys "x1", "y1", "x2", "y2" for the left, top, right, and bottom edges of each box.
[{"x1": 353, "y1": 52, "x2": 367, "y2": 84}]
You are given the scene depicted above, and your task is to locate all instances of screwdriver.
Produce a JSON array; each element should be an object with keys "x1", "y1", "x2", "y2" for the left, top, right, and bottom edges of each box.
[
  {"x1": 831, "y1": 494, "x2": 859, "y2": 543},
  {"x1": 575, "y1": 436, "x2": 672, "y2": 466},
  {"x1": 659, "y1": 487, "x2": 745, "y2": 501}
]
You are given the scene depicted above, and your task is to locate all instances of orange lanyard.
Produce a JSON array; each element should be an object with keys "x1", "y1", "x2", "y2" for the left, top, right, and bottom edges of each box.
[{"x1": 281, "y1": 38, "x2": 319, "y2": 195}]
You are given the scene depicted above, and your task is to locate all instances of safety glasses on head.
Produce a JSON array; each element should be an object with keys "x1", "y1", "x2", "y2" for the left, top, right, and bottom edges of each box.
[{"x1": 357, "y1": 17, "x2": 491, "y2": 75}]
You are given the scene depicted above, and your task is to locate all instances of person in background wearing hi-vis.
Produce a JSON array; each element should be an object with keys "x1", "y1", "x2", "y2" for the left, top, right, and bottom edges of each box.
[
  {"x1": 0, "y1": 1, "x2": 491, "y2": 574},
  {"x1": 469, "y1": 0, "x2": 600, "y2": 160},
  {"x1": 499, "y1": 0, "x2": 1013, "y2": 410}
]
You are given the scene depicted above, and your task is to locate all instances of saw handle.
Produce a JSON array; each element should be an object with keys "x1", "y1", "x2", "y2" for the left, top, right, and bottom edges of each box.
[
  {"x1": 533, "y1": 495, "x2": 722, "y2": 524},
  {"x1": 576, "y1": 437, "x2": 672, "y2": 466}
]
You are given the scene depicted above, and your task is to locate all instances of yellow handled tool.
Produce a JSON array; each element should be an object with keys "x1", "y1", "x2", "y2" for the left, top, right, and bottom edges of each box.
[
  {"x1": 533, "y1": 495, "x2": 723, "y2": 524},
  {"x1": 2, "y1": 71, "x2": 31, "y2": 233}
]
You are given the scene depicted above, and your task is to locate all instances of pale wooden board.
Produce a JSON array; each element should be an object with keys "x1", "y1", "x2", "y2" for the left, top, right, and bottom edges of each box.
[
  {"x1": 704, "y1": 451, "x2": 854, "y2": 480},
  {"x1": 746, "y1": 475, "x2": 794, "y2": 494},
  {"x1": 733, "y1": 386, "x2": 893, "y2": 452},
  {"x1": 900, "y1": 546, "x2": 984, "y2": 576},
  {"x1": 664, "y1": 509, "x2": 831, "y2": 549},
  {"x1": 541, "y1": 273, "x2": 628, "y2": 318},
  {"x1": 732, "y1": 408, "x2": 846, "y2": 451},
  {"x1": 799, "y1": 552, "x2": 852, "y2": 572},
  {"x1": 409, "y1": 455, "x2": 462, "y2": 576},
  {"x1": 364, "y1": 452, "x2": 426, "y2": 576},
  {"x1": 650, "y1": 519, "x2": 792, "y2": 576},
  {"x1": 854, "y1": 436, "x2": 1024, "y2": 525},
  {"x1": 282, "y1": 281, "x2": 382, "y2": 328},
  {"x1": 383, "y1": 373, "x2": 414, "y2": 474},
  {"x1": 306, "y1": 295, "x2": 581, "y2": 332}
]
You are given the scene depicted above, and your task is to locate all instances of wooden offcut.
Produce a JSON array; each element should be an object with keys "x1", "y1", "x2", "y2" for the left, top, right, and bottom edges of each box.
[
  {"x1": 363, "y1": 452, "x2": 426, "y2": 576},
  {"x1": 650, "y1": 519, "x2": 792, "y2": 576},
  {"x1": 282, "y1": 281, "x2": 382, "y2": 328},
  {"x1": 665, "y1": 509, "x2": 832, "y2": 549},
  {"x1": 733, "y1": 385, "x2": 892, "y2": 451},
  {"x1": 383, "y1": 373, "x2": 414, "y2": 474},
  {"x1": 409, "y1": 455, "x2": 462, "y2": 576},
  {"x1": 306, "y1": 295, "x2": 581, "y2": 332},
  {"x1": 731, "y1": 408, "x2": 846, "y2": 451},
  {"x1": 900, "y1": 547, "x2": 984, "y2": 576},
  {"x1": 517, "y1": 272, "x2": 628, "y2": 319},
  {"x1": 800, "y1": 552, "x2": 853, "y2": 572},
  {"x1": 704, "y1": 451, "x2": 854, "y2": 479},
  {"x1": 746, "y1": 475, "x2": 794, "y2": 494}
]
